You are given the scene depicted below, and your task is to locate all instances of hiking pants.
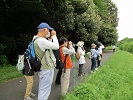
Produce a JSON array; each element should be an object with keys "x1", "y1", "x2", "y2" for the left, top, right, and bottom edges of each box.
[
  {"x1": 61, "y1": 68, "x2": 71, "y2": 95},
  {"x1": 38, "y1": 69, "x2": 54, "y2": 100},
  {"x1": 91, "y1": 57, "x2": 97, "y2": 71},
  {"x1": 24, "y1": 75, "x2": 33, "y2": 98}
]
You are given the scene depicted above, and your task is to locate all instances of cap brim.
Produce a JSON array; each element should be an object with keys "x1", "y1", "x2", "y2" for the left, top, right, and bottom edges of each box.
[{"x1": 48, "y1": 27, "x2": 54, "y2": 30}]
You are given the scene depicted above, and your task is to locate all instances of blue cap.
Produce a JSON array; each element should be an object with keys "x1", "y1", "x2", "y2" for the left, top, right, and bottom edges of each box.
[{"x1": 37, "y1": 22, "x2": 54, "y2": 30}]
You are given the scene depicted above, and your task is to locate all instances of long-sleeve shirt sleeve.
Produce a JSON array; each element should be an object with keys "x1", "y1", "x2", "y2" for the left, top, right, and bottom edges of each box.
[
  {"x1": 62, "y1": 46, "x2": 75, "y2": 55},
  {"x1": 91, "y1": 49, "x2": 100, "y2": 58},
  {"x1": 37, "y1": 35, "x2": 59, "y2": 51}
]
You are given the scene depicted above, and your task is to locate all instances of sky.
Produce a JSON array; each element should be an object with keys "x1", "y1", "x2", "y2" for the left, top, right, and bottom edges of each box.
[{"x1": 111, "y1": 0, "x2": 133, "y2": 41}]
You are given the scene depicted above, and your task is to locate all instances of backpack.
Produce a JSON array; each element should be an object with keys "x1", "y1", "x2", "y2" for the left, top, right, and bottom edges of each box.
[
  {"x1": 53, "y1": 46, "x2": 67, "y2": 69},
  {"x1": 88, "y1": 52, "x2": 93, "y2": 59},
  {"x1": 24, "y1": 37, "x2": 42, "y2": 72},
  {"x1": 75, "y1": 52, "x2": 80, "y2": 59},
  {"x1": 16, "y1": 55, "x2": 24, "y2": 71}
]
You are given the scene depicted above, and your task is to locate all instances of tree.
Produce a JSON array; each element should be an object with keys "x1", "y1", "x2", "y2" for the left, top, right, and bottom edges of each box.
[
  {"x1": 70, "y1": 0, "x2": 103, "y2": 45},
  {"x1": 0, "y1": 0, "x2": 119, "y2": 65},
  {"x1": 0, "y1": 0, "x2": 45, "y2": 64},
  {"x1": 93, "y1": 0, "x2": 118, "y2": 45}
]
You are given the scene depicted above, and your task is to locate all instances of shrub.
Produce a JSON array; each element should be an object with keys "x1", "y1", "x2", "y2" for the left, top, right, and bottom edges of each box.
[{"x1": 0, "y1": 44, "x2": 8, "y2": 65}]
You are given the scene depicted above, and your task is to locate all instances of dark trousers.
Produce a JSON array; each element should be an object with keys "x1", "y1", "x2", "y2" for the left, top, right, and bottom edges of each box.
[
  {"x1": 55, "y1": 69, "x2": 62, "y2": 84},
  {"x1": 78, "y1": 64, "x2": 83, "y2": 76},
  {"x1": 91, "y1": 57, "x2": 96, "y2": 71},
  {"x1": 97, "y1": 54, "x2": 102, "y2": 67},
  {"x1": 97, "y1": 60, "x2": 101, "y2": 67},
  {"x1": 113, "y1": 49, "x2": 115, "y2": 52}
]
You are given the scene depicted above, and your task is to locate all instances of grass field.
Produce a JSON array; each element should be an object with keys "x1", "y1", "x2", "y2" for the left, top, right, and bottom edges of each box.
[
  {"x1": 0, "y1": 65, "x2": 22, "y2": 83},
  {"x1": 62, "y1": 50, "x2": 133, "y2": 100},
  {"x1": 1, "y1": 49, "x2": 133, "y2": 99}
]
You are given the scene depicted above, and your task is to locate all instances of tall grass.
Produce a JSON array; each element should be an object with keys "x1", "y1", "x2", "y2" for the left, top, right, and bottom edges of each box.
[
  {"x1": 62, "y1": 50, "x2": 133, "y2": 100},
  {"x1": 0, "y1": 65, "x2": 22, "y2": 83}
]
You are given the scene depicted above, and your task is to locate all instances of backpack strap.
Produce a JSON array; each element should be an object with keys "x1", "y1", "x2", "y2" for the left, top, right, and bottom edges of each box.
[
  {"x1": 59, "y1": 46, "x2": 67, "y2": 64},
  {"x1": 59, "y1": 46, "x2": 68, "y2": 73},
  {"x1": 33, "y1": 36, "x2": 47, "y2": 61},
  {"x1": 63, "y1": 54, "x2": 68, "y2": 73},
  {"x1": 32, "y1": 36, "x2": 40, "y2": 42}
]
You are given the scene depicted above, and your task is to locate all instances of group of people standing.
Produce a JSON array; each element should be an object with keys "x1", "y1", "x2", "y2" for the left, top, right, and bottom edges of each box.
[
  {"x1": 90, "y1": 42, "x2": 104, "y2": 73},
  {"x1": 22, "y1": 22, "x2": 75, "y2": 100},
  {"x1": 76, "y1": 41, "x2": 104, "y2": 76},
  {"x1": 22, "y1": 22, "x2": 105, "y2": 100}
]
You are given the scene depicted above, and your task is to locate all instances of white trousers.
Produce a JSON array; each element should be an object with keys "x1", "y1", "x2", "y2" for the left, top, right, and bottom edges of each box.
[{"x1": 38, "y1": 69, "x2": 54, "y2": 100}]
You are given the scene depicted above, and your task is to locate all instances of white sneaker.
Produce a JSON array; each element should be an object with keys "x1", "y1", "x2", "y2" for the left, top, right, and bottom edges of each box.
[
  {"x1": 24, "y1": 97, "x2": 33, "y2": 100},
  {"x1": 91, "y1": 71, "x2": 95, "y2": 73},
  {"x1": 30, "y1": 92, "x2": 36, "y2": 97},
  {"x1": 95, "y1": 68, "x2": 98, "y2": 70}
]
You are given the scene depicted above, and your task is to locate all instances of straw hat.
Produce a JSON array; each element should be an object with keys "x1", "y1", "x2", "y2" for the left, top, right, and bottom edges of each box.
[{"x1": 91, "y1": 43, "x2": 96, "y2": 48}]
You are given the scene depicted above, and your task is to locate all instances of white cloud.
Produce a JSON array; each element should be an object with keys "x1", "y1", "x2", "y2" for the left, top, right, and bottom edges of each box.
[{"x1": 112, "y1": 0, "x2": 133, "y2": 40}]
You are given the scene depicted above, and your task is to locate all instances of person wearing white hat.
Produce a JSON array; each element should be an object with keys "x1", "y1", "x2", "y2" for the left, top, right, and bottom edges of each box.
[{"x1": 77, "y1": 41, "x2": 86, "y2": 76}]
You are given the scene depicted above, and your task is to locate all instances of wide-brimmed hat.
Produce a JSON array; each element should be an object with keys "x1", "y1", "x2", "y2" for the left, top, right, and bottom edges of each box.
[
  {"x1": 91, "y1": 43, "x2": 96, "y2": 48},
  {"x1": 80, "y1": 41, "x2": 84, "y2": 45},
  {"x1": 37, "y1": 22, "x2": 54, "y2": 30},
  {"x1": 77, "y1": 41, "x2": 82, "y2": 47}
]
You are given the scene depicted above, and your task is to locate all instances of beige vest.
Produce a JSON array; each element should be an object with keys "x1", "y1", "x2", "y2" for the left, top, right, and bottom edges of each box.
[{"x1": 34, "y1": 41, "x2": 56, "y2": 70}]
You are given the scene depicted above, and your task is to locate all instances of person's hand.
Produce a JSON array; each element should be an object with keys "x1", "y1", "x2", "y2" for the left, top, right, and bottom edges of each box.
[
  {"x1": 68, "y1": 41, "x2": 72, "y2": 48},
  {"x1": 50, "y1": 30, "x2": 56, "y2": 36}
]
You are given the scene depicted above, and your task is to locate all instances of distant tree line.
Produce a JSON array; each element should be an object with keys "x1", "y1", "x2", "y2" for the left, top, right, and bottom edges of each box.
[
  {"x1": 0, "y1": 0, "x2": 118, "y2": 65},
  {"x1": 117, "y1": 37, "x2": 133, "y2": 54}
]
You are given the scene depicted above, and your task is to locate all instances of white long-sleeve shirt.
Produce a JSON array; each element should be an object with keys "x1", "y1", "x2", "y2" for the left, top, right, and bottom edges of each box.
[
  {"x1": 98, "y1": 44, "x2": 104, "y2": 54},
  {"x1": 62, "y1": 46, "x2": 75, "y2": 55},
  {"x1": 33, "y1": 35, "x2": 59, "y2": 51},
  {"x1": 90, "y1": 48, "x2": 100, "y2": 58},
  {"x1": 77, "y1": 47, "x2": 86, "y2": 64},
  {"x1": 33, "y1": 35, "x2": 59, "y2": 69}
]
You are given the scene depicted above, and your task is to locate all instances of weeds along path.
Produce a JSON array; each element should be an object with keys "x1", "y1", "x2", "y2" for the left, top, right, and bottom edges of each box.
[{"x1": 0, "y1": 51, "x2": 113, "y2": 100}]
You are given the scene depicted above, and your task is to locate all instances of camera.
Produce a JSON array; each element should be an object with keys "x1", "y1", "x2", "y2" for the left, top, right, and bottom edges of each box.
[{"x1": 66, "y1": 41, "x2": 73, "y2": 48}]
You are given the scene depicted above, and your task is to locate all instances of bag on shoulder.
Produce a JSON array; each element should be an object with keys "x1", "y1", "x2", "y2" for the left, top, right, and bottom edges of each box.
[
  {"x1": 16, "y1": 55, "x2": 24, "y2": 71},
  {"x1": 88, "y1": 52, "x2": 93, "y2": 59},
  {"x1": 53, "y1": 47, "x2": 67, "y2": 69},
  {"x1": 24, "y1": 37, "x2": 42, "y2": 72},
  {"x1": 75, "y1": 52, "x2": 80, "y2": 59},
  {"x1": 97, "y1": 55, "x2": 102, "y2": 61}
]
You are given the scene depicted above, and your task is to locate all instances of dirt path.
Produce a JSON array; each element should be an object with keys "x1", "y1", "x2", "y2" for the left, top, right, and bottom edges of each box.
[{"x1": 0, "y1": 51, "x2": 113, "y2": 100}]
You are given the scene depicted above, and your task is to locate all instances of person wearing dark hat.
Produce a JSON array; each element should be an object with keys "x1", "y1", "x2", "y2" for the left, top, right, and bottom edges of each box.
[
  {"x1": 97, "y1": 42, "x2": 104, "y2": 68},
  {"x1": 33, "y1": 22, "x2": 59, "y2": 100},
  {"x1": 90, "y1": 43, "x2": 100, "y2": 72}
]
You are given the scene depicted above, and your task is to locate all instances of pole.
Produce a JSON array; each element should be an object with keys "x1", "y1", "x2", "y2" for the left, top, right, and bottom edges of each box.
[
  {"x1": 72, "y1": 43, "x2": 77, "y2": 88},
  {"x1": 73, "y1": 53, "x2": 76, "y2": 88}
]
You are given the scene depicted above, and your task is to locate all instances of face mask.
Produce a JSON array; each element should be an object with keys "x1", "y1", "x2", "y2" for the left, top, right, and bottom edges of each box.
[{"x1": 46, "y1": 32, "x2": 50, "y2": 38}]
